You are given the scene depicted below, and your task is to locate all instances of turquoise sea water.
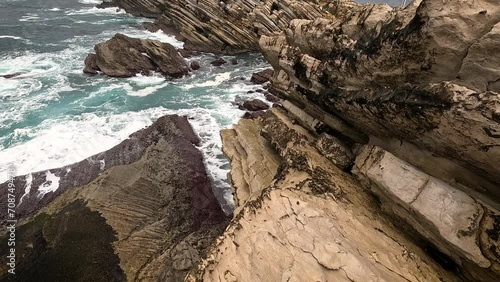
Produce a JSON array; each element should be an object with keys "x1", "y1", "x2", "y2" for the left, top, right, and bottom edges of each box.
[{"x1": 0, "y1": 0, "x2": 271, "y2": 207}]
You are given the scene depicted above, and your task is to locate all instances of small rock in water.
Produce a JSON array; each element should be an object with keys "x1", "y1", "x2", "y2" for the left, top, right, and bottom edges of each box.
[
  {"x1": 240, "y1": 99, "x2": 270, "y2": 111},
  {"x1": 210, "y1": 58, "x2": 227, "y2": 66},
  {"x1": 230, "y1": 58, "x2": 238, "y2": 65}
]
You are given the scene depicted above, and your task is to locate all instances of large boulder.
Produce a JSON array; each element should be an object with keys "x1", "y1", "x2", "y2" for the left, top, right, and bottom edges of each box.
[{"x1": 89, "y1": 33, "x2": 188, "y2": 78}]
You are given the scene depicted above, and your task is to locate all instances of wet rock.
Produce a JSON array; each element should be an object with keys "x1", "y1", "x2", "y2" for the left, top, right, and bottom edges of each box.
[
  {"x1": 230, "y1": 58, "x2": 238, "y2": 65},
  {"x1": 190, "y1": 61, "x2": 201, "y2": 71},
  {"x1": 264, "y1": 93, "x2": 280, "y2": 103},
  {"x1": 0, "y1": 115, "x2": 229, "y2": 281},
  {"x1": 210, "y1": 58, "x2": 227, "y2": 66},
  {"x1": 83, "y1": 53, "x2": 99, "y2": 75},
  {"x1": 242, "y1": 111, "x2": 266, "y2": 119},
  {"x1": 240, "y1": 99, "x2": 269, "y2": 111},
  {"x1": 250, "y1": 68, "x2": 273, "y2": 84},
  {"x1": 0, "y1": 72, "x2": 23, "y2": 79},
  {"x1": 91, "y1": 33, "x2": 188, "y2": 78},
  {"x1": 178, "y1": 48, "x2": 194, "y2": 58}
]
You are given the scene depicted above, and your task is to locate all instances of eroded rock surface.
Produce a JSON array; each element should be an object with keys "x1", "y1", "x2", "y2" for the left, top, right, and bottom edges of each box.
[
  {"x1": 0, "y1": 115, "x2": 228, "y2": 281},
  {"x1": 85, "y1": 33, "x2": 188, "y2": 78},
  {"x1": 257, "y1": 0, "x2": 500, "y2": 203}
]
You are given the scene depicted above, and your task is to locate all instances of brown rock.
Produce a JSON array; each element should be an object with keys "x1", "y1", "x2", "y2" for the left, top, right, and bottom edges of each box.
[
  {"x1": 210, "y1": 58, "x2": 227, "y2": 66},
  {"x1": 240, "y1": 99, "x2": 269, "y2": 111},
  {"x1": 190, "y1": 61, "x2": 201, "y2": 71},
  {"x1": 83, "y1": 53, "x2": 100, "y2": 75}
]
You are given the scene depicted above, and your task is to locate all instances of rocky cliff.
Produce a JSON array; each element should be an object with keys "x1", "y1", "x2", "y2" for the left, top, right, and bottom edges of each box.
[
  {"x1": 16, "y1": 0, "x2": 498, "y2": 281},
  {"x1": 0, "y1": 115, "x2": 228, "y2": 281}
]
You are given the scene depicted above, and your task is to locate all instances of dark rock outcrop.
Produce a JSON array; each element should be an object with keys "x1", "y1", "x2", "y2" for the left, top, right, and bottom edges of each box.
[
  {"x1": 0, "y1": 115, "x2": 228, "y2": 281},
  {"x1": 250, "y1": 69, "x2": 274, "y2": 84},
  {"x1": 86, "y1": 33, "x2": 188, "y2": 78},
  {"x1": 239, "y1": 99, "x2": 269, "y2": 111},
  {"x1": 83, "y1": 53, "x2": 99, "y2": 75},
  {"x1": 210, "y1": 58, "x2": 227, "y2": 66},
  {"x1": 0, "y1": 72, "x2": 23, "y2": 79},
  {"x1": 190, "y1": 61, "x2": 201, "y2": 71}
]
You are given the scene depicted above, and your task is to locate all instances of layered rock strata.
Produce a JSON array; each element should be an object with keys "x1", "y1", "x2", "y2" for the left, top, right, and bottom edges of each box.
[
  {"x1": 0, "y1": 115, "x2": 228, "y2": 281},
  {"x1": 259, "y1": 0, "x2": 500, "y2": 204}
]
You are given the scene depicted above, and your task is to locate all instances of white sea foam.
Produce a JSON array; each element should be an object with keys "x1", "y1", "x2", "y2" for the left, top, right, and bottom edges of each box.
[
  {"x1": 18, "y1": 174, "x2": 32, "y2": 205},
  {"x1": 37, "y1": 171, "x2": 60, "y2": 198},
  {"x1": 78, "y1": 0, "x2": 102, "y2": 4},
  {"x1": 0, "y1": 107, "x2": 171, "y2": 183},
  {"x1": 183, "y1": 72, "x2": 232, "y2": 89},
  {"x1": 66, "y1": 7, "x2": 126, "y2": 16},
  {"x1": 48, "y1": 8, "x2": 61, "y2": 11},
  {"x1": 122, "y1": 30, "x2": 184, "y2": 48},
  {"x1": 123, "y1": 81, "x2": 169, "y2": 97},
  {"x1": 0, "y1": 35, "x2": 24, "y2": 40},
  {"x1": 128, "y1": 75, "x2": 166, "y2": 86}
]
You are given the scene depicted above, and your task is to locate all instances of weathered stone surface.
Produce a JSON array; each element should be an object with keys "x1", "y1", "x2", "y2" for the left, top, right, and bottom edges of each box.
[
  {"x1": 220, "y1": 118, "x2": 280, "y2": 207},
  {"x1": 210, "y1": 58, "x2": 227, "y2": 66},
  {"x1": 239, "y1": 99, "x2": 269, "y2": 111},
  {"x1": 354, "y1": 145, "x2": 500, "y2": 280},
  {"x1": 189, "y1": 107, "x2": 460, "y2": 282},
  {"x1": 190, "y1": 61, "x2": 200, "y2": 71},
  {"x1": 250, "y1": 68, "x2": 274, "y2": 84},
  {"x1": 315, "y1": 133, "x2": 354, "y2": 170},
  {"x1": 0, "y1": 115, "x2": 229, "y2": 281},
  {"x1": 258, "y1": 0, "x2": 500, "y2": 204},
  {"x1": 90, "y1": 33, "x2": 188, "y2": 78}
]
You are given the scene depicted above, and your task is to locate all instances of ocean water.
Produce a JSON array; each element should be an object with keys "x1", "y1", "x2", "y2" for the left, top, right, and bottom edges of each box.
[{"x1": 0, "y1": 0, "x2": 271, "y2": 208}]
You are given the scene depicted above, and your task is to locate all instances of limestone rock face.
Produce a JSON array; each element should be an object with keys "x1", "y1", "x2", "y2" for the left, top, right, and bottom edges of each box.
[
  {"x1": 258, "y1": 0, "x2": 500, "y2": 203},
  {"x1": 188, "y1": 107, "x2": 460, "y2": 282},
  {"x1": 0, "y1": 115, "x2": 228, "y2": 281},
  {"x1": 89, "y1": 33, "x2": 188, "y2": 78},
  {"x1": 354, "y1": 145, "x2": 500, "y2": 280}
]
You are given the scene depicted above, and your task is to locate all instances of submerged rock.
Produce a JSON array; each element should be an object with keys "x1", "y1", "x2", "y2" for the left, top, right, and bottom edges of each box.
[
  {"x1": 88, "y1": 33, "x2": 188, "y2": 78},
  {"x1": 250, "y1": 68, "x2": 273, "y2": 84}
]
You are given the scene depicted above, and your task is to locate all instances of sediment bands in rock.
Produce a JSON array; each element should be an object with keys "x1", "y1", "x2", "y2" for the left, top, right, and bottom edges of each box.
[
  {"x1": 0, "y1": 115, "x2": 228, "y2": 281},
  {"x1": 84, "y1": 33, "x2": 189, "y2": 78},
  {"x1": 257, "y1": 0, "x2": 500, "y2": 202},
  {"x1": 188, "y1": 108, "x2": 458, "y2": 281}
]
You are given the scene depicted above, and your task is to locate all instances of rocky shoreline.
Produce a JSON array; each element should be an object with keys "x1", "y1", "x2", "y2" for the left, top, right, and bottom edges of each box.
[{"x1": 1, "y1": 0, "x2": 499, "y2": 281}]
